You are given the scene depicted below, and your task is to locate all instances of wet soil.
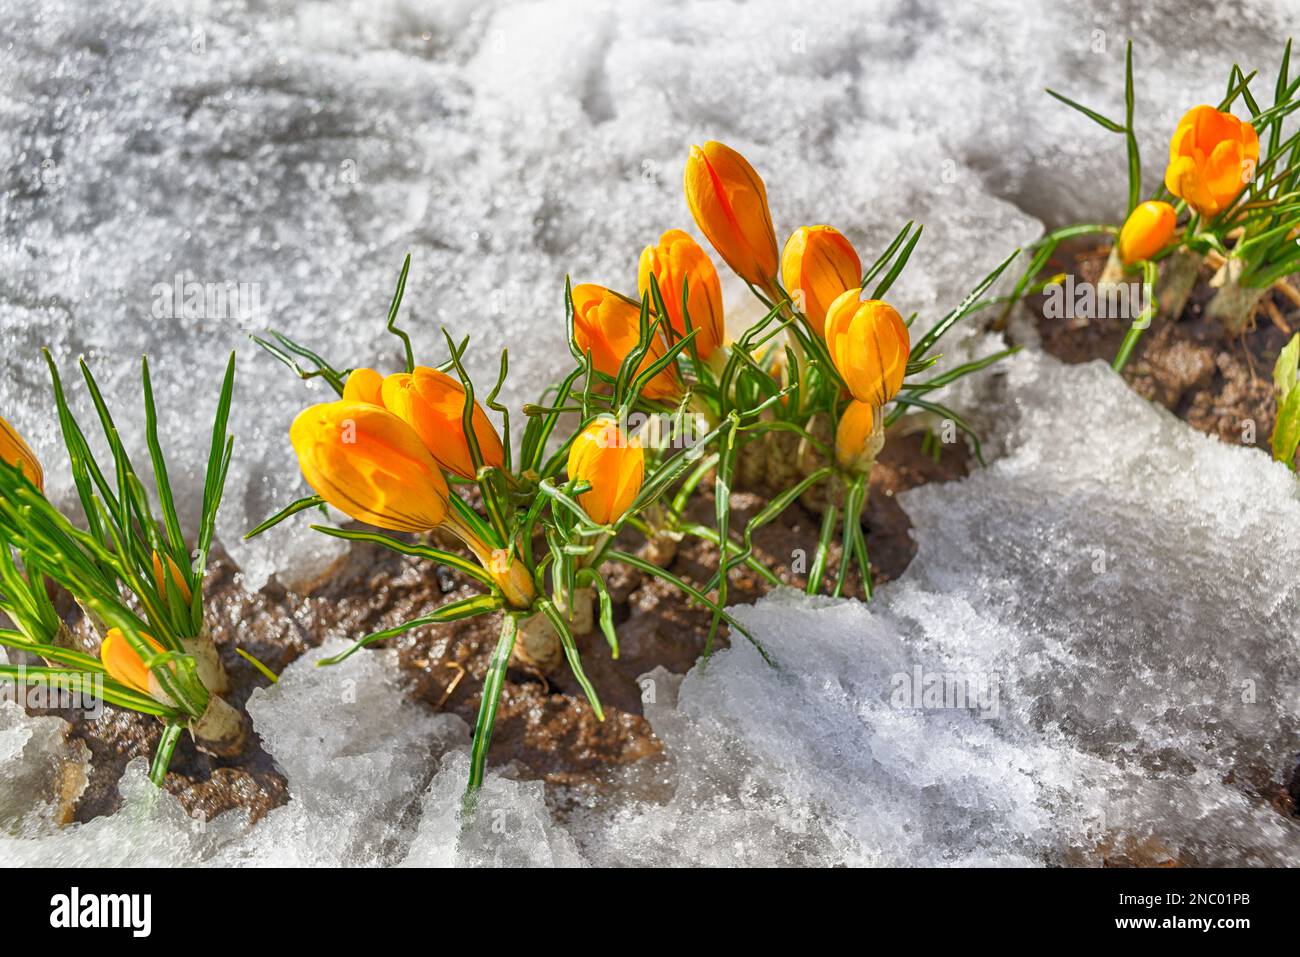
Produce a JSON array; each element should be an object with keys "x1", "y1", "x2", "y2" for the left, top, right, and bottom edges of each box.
[
  {"x1": 28, "y1": 432, "x2": 969, "y2": 825},
  {"x1": 1024, "y1": 240, "x2": 1300, "y2": 449}
]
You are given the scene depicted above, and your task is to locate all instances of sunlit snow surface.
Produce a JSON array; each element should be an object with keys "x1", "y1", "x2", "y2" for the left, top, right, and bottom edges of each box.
[{"x1": 2, "y1": 0, "x2": 1299, "y2": 864}]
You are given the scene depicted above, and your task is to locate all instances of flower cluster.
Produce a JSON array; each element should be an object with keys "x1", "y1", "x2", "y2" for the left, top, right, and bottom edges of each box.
[
  {"x1": 1025, "y1": 41, "x2": 1300, "y2": 368},
  {"x1": 252, "y1": 254, "x2": 762, "y2": 794},
  {"x1": 0, "y1": 356, "x2": 244, "y2": 783}
]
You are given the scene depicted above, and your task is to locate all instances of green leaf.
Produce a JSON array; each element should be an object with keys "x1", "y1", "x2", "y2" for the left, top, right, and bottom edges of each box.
[
  {"x1": 1045, "y1": 88, "x2": 1125, "y2": 133},
  {"x1": 244, "y1": 495, "x2": 326, "y2": 540},
  {"x1": 1271, "y1": 333, "x2": 1300, "y2": 467},
  {"x1": 806, "y1": 503, "x2": 838, "y2": 596},
  {"x1": 318, "y1": 593, "x2": 502, "y2": 666},
  {"x1": 1271, "y1": 384, "x2": 1300, "y2": 468},
  {"x1": 0, "y1": 664, "x2": 175, "y2": 717},
  {"x1": 248, "y1": 332, "x2": 346, "y2": 395},
  {"x1": 195, "y1": 353, "x2": 237, "y2": 614},
  {"x1": 309, "y1": 525, "x2": 496, "y2": 587},
  {"x1": 1124, "y1": 40, "x2": 1141, "y2": 215},
  {"x1": 606, "y1": 549, "x2": 774, "y2": 666},
  {"x1": 704, "y1": 430, "x2": 738, "y2": 657},
  {"x1": 141, "y1": 356, "x2": 186, "y2": 563},
  {"x1": 861, "y1": 221, "x2": 915, "y2": 290},
  {"x1": 577, "y1": 568, "x2": 619, "y2": 659},
  {"x1": 539, "y1": 598, "x2": 603, "y2": 720},
  {"x1": 899, "y1": 346, "x2": 1022, "y2": 398},
  {"x1": 889, "y1": 395, "x2": 987, "y2": 466},
  {"x1": 1111, "y1": 259, "x2": 1159, "y2": 372},
  {"x1": 236, "y1": 647, "x2": 280, "y2": 683},
  {"x1": 832, "y1": 475, "x2": 867, "y2": 599},
  {"x1": 911, "y1": 250, "x2": 1018, "y2": 360},
  {"x1": 386, "y1": 254, "x2": 415, "y2": 373},
  {"x1": 1273, "y1": 332, "x2": 1299, "y2": 396},
  {"x1": 465, "y1": 614, "x2": 517, "y2": 798},
  {"x1": 149, "y1": 723, "x2": 184, "y2": 786},
  {"x1": 871, "y1": 224, "x2": 923, "y2": 300},
  {"x1": 441, "y1": 329, "x2": 511, "y2": 545}
]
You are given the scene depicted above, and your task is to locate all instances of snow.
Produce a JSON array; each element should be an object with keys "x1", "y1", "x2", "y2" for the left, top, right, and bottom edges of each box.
[{"x1": 2, "y1": 0, "x2": 1298, "y2": 864}]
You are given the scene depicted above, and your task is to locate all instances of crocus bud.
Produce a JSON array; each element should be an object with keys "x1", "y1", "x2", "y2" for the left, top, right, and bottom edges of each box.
[
  {"x1": 381, "y1": 367, "x2": 505, "y2": 480},
  {"x1": 566, "y1": 418, "x2": 644, "y2": 525},
  {"x1": 151, "y1": 551, "x2": 193, "y2": 605},
  {"x1": 290, "y1": 401, "x2": 450, "y2": 533},
  {"x1": 1117, "y1": 201, "x2": 1177, "y2": 265},
  {"x1": 571, "y1": 284, "x2": 683, "y2": 401},
  {"x1": 0, "y1": 415, "x2": 43, "y2": 491},
  {"x1": 835, "y1": 399, "x2": 884, "y2": 473},
  {"x1": 100, "y1": 628, "x2": 166, "y2": 696},
  {"x1": 823, "y1": 291, "x2": 910, "y2": 408},
  {"x1": 638, "y1": 229, "x2": 725, "y2": 359},
  {"x1": 684, "y1": 141, "x2": 780, "y2": 293},
  {"x1": 781, "y1": 226, "x2": 862, "y2": 335},
  {"x1": 342, "y1": 367, "x2": 384, "y2": 405},
  {"x1": 1164, "y1": 105, "x2": 1259, "y2": 218}
]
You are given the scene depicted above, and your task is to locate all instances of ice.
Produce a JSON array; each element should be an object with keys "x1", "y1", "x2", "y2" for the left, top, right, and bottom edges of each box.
[
  {"x1": 399, "y1": 752, "x2": 584, "y2": 867},
  {"x1": 2, "y1": 0, "x2": 1299, "y2": 864},
  {"x1": 0, "y1": 640, "x2": 460, "y2": 866},
  {"x1": 0, "y1": 700, "x2": 89, "y2": 831},
  {"x1": 209, "y1": 638, "x2": 463, "y2": 866}
]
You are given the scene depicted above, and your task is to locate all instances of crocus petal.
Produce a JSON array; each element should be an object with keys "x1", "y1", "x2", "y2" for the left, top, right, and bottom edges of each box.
[
  {"x1": 151, "y1": 551, "x2": 193, "y2": 605},
  {"x1": 100, "y1": 628, "x2": 166, "y2": 696},
  {"x1": 290, "y1": 400, "x2": 450, "y2": 533},
  {"x1": 1117, "y1": 201, "x2": 1177, "y2": 265},
  {"x1": 381, "y1": 367, "x2": 505, "y2": 480},
  {"x1": 566, "y1": 418, "x2": 644, "y2": 525},
  {"x1": 638, "y1": 229, "x2": 725, "y2": 359},
  {"x1": 571, "y1": 284, "x2": 682, "y2": 401},
  {"x1": 1163, "y1": 105, "x2": 1257, "y2": 218},
  {"x1": 781, "y1": 225, "x2": 862, "y2": 336},
  {"x1": 342, "y1": 367, "x2": 385, "y2": 405},
  {"x1": 0, "y1": 414, "x2": 43, "y2": 492},
  {"x1": 684, "y1": 141, "x2": 780, "y2": 291},
  {"x1": 824, "y1": 293, "x2": 910, "y2": 407}
]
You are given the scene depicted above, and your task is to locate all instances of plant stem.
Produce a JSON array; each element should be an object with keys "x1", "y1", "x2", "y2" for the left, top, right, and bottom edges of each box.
[
  {"x1": 832, "y1": 475, "x2": 868, "y2": 599},
  {"x1": 1112, "y1": 259, "x2": 1159, "y2": 373},
  {"x1": 465, "y1": 614, "x2": 517, "y2": 801},
  {"x1": 149, "y1": 722, "x2": 184, "y2": 786},
  {"x1": 1206, "y1": 259, "x2": 1267, "y2": 335}
]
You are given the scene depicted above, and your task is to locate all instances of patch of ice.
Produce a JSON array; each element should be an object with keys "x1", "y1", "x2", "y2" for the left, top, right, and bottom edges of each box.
[
  {"x1": 0, "y1": 639, "x2": 459, "y2": 866},
  {"x1": 210, "y1": 638, "x2": 463, "y2": 866},
  {"x1": 0, "y1": 700, "x2": 89, "y2": 832},
  {"x1": 399, "y1": 752, "x2": 584, "y2": 867}
]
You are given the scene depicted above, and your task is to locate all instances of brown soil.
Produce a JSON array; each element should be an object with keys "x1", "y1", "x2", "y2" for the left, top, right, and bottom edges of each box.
[
  {"x1": 25, "y1": 431, "x2": 969, "y2": 825},
  {"x1": 1024, "y1": 240, "x2": 1300, "y2": 447}
]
